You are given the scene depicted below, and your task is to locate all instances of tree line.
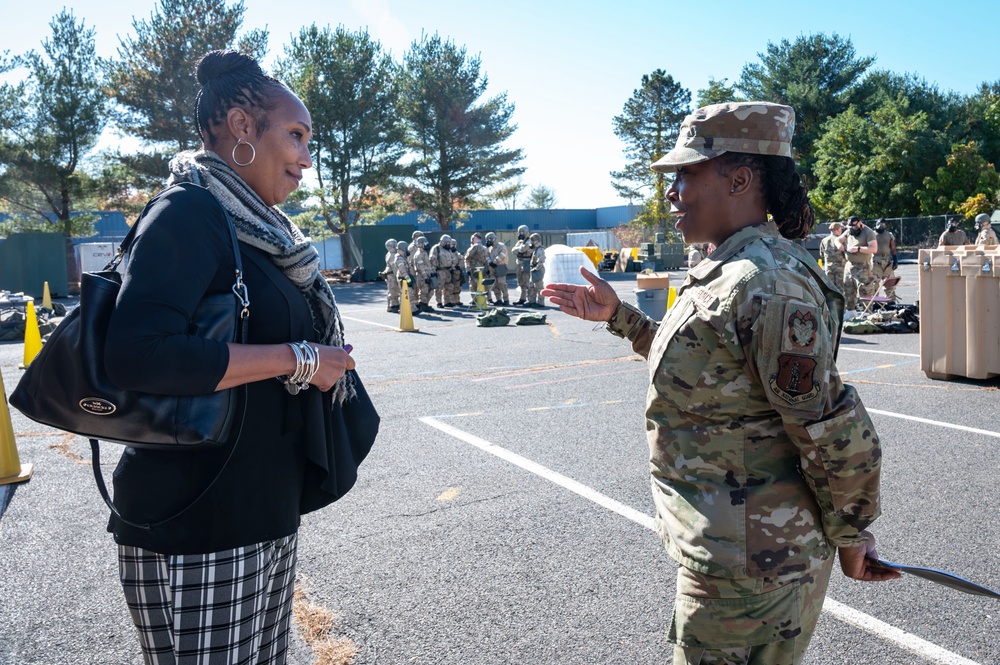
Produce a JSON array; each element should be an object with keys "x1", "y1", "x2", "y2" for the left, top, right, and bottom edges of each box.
[
  {"x1": 3, "y1": 5, "x2": 998, "y2": 270},
  {"x1": 0, "y1": 0, "x2": 543, "y2": 278},
  {"x1": 612, "y1": 33, "x2": 1000, "y2": 237}
]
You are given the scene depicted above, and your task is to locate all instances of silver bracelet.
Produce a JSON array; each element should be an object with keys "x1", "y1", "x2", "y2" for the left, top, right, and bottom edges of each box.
[{"x1": 283, "y1": 341, "x2": 321, "y2": 394}]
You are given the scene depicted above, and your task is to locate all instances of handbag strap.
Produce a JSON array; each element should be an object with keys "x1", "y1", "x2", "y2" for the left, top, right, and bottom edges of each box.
[
  {"x1": 92, "y1": 189, "x2": 251, "y2": 530},
  {"x1": 89, "y1": 399, "x2": 247, "y2": 529},
  {"x1": 108, "y1": 190, "x2": 250, "y2": 342}
]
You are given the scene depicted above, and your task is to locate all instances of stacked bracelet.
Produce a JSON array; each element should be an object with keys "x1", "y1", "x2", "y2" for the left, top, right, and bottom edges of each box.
[{"x1": 282, "y1": 341, "x2": 320, "y2": 395}]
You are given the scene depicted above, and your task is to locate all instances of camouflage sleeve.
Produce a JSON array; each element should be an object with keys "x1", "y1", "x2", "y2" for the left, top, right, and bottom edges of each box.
[
  {"x1": 605, "y1": 301, "x2": 657, "y2": 358},
  {"x1": 736, "y1": 281, "x2": 881, "y2": 546}
]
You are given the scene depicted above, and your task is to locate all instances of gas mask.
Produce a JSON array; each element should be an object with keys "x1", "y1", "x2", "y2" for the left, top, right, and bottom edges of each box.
[
  {"x1": 875, "y1": 224, "x2": 886, "y2": 234},
  {"x1": 850, "y1": 225, "x2": 863, "y2": 237},
  {"x1": 948, "y1": 224, "x2": 958, "y2": 233}
]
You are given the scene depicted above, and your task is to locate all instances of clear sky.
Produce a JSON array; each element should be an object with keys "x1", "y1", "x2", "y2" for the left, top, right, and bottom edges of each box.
[{"x1": 7, "y1": 0, "x2": 1000, "y2": 209}]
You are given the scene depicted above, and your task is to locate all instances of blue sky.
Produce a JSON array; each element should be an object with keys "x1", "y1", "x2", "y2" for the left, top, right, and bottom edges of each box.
[{"x1": 7, "y1": 0, "x2": 1000, "y2": 209}]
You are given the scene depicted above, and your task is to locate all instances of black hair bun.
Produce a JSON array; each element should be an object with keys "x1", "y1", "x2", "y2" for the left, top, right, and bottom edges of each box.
[{"x1": 196, "y1": 50, "x2": 262, "y2": 86}]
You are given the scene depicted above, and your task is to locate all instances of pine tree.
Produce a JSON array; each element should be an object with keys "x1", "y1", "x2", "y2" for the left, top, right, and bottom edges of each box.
[
  {"x1": 398, "y1": 33, "x2": 525, "y2": 230},
  {"x1": 105, "y1": 0, "x2": 267, "y2": 181},
  {"x1": 0, "y1": 9, "x2": 108, "y2": 285},
  {"x1": 276, "y1": 24, "x2": 406, "y2": 241},
  {"x1": 610, "y1": 70, "x2": 690, "y2": 232}
]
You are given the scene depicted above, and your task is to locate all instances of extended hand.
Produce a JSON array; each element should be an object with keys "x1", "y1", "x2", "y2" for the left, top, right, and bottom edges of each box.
[{"x1": 540, "y1": 267, "x2": 621, "y2": 322}]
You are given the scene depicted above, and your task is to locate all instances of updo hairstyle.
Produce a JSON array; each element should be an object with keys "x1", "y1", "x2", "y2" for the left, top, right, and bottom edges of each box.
[
  {"x1": 194, "y1": 50, "x2": 286, "y2": 145},
  {"x1": 715, "y1": 153, "x2": 815, "y2": 240}
]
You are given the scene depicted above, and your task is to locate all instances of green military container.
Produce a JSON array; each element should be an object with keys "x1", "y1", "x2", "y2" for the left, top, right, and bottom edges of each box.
[
  {"x1": 0, "y1": 232, "x2": 69, "y2": 297},
  {"x1": 347, "y1": 224, "x2": 414, "y2": 280}
]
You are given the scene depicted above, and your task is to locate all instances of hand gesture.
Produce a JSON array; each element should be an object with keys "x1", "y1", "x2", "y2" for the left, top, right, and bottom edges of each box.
[{"x1": 540, "y1": 267, "x2": 621, "y2": 323}]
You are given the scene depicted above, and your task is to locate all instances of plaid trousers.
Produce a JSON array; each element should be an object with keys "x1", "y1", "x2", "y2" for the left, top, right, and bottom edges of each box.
[{"x1": 118, "y1": 534, "x2": 298, "y2": 665}]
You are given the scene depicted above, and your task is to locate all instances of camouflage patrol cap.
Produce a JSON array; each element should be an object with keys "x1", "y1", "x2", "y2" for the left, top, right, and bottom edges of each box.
[
  {"x1": 828, "y1": 222, "x2": 843, "y2": 231},
  {"x1": 651, "y1": 101, "x2": 795, "y2": 174}
]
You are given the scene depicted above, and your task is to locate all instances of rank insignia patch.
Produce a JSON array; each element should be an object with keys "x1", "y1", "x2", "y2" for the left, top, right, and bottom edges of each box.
[
  {"x1": 769, "y1": 353, "x2": 820, "y2": 404},
  {"x1": 787, "y1": 309, "x2": 817, "y2": 351}
]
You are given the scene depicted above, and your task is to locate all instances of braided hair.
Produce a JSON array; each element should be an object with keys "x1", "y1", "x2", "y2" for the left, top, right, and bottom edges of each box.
[
  {"x1": 195, "y1": 50, "x2": 286, "y2": 145},
  {"x1": 715, "y1": 153, "x2": 815, "y2": 240}
]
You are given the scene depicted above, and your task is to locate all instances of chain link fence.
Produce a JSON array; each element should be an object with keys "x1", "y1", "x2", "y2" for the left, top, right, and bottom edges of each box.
[{"x1": 610, "y1": 215, "x2": 963, "y2": 251}]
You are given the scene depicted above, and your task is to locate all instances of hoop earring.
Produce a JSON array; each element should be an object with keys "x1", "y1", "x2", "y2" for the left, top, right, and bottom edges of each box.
[{"x1": 232, "y1": 138, "x2": 256, "y2": 167}]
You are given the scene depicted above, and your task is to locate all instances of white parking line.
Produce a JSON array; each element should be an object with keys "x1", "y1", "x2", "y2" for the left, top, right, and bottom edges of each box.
[
  {"x1": 869, "y1": 409, "x2": 1000, "y2": 439},
  {"x1": 341, "y1": 315, "x2": 401, "y2": 330},
  {"x1": 840, "y1": 348, "x2": 920, "y2": 358},
  {"x1": 421, "y1": 416, "x2": 981, "y2": 665}
]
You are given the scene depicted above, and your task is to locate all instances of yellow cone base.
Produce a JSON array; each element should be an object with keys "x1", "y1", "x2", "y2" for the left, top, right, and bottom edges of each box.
[
  {"x1": 0, "y1": 463, "x2": 33, "y2": 486},
  {"x1": 398, "y1": 283, "x2": 418, "y2": 332},
  {"x1": 0, "y1": 370, "x2": 32, "y2": 486}
]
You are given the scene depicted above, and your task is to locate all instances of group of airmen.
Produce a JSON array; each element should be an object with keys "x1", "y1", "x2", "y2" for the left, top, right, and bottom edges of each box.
[
  {"x1": 382, "y1": 225, "x2": 548, "y2": 315},
  {"x1": 819, "y1": 212, "x2": 999, "y2": 313}
]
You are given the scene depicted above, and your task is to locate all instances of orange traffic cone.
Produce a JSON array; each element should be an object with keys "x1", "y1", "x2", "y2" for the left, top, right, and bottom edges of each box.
[
  {"x1": 19, "y1": 301, "x2": 42, "y2": 369},
  {"x1": 42, "y1": 281, "x2": 53, "y2": 310},
  {"x1": 0, "y1": 371, "x2": 33, "y2": 486},
  {"x1": 398, "y1": 279, "x2": 418, "y2": 332}
]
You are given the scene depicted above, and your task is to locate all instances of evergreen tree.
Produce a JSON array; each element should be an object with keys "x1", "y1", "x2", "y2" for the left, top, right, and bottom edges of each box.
[
  {"x1": 398, "y1": 33, "x2": 525, "y2": 230},
  {"x1": 524, "y1": 184, "x2": 557, "y2": 209},
  {"x1": 696, "y1": 77, "x2": 740, "y2": 107},
  {"x1": 737, "y1": 33, "x2": 874, "y2": 186},
  {"x1": 610, "y1": 70, "x2": 690, "y2": 234},
  {"x1": 105, "y1": 0, "x2": 267, "y2": 181},
  {"x1": 276, "y1": 24, "x2": 406, "y2": 242},
  {"x1": 0, "y1": 10, "x2": 108, "y2": 284}
]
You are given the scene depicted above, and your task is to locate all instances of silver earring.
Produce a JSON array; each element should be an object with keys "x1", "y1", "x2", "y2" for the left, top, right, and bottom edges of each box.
[{"x1": 232, "y1": 138, "x2": 256, "y2": 167}]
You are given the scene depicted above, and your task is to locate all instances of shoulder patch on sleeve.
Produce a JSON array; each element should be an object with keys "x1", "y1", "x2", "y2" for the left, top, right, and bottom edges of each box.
[{"x1": 759, "y1": 297, "x2": 829, "y2": 416}]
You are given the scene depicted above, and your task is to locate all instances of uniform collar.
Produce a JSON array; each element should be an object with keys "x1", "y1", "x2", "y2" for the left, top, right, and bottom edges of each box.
[{"x1": 687, "y1": 220, "x2": 778, "y2": 282}]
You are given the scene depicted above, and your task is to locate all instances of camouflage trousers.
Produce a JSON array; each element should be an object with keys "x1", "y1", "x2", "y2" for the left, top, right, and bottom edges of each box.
[
  {"x1": 434, "y1": 269, "x2": 451, "y2": 305},
  {"x1": 822, "y1": 260, "x2": 846, "y2": 296},
  {"x1": 386, "y1": 273, "x2": 401, "y2": 307},
  {"x1": 670, "y1": 557, "x2": 834, "y2": 665},
  {"x1": 525, "y1": 278, "x2": 545, "y2": 305},
  {"x1": 872, "y1": 258, "x2": 897, "y2": 300},
  {"x1": 842, "y1": 260, "x2": 877, "y2": 310},
  {"x1": 415, "y1": 273, "x2": 432, "y2": 306},
  {"x1": 515, "y1": 260, "x2": 531, "y2": 302},
  {"x1": 490, "y1": 266, "x2": 509, "y2": 302}
]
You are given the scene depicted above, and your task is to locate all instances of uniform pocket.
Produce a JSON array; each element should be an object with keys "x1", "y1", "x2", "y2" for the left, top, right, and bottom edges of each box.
[
  {"x1": 668, "y1": 573, "x2": 802, "y2": 649},
  {"x1": 648, "y1": 299, "x2": 719, "y2": 412}
]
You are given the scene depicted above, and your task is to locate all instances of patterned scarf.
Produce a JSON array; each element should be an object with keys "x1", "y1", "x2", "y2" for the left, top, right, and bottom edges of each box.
[{"x1": 168, "y1": 150, "x2": 354, "y2": 404}]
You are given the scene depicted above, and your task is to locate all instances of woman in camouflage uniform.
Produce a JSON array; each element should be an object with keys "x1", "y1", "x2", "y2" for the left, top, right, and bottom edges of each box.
[{"x1": 543, "y1": 102, "x2": 897, "y2": 665}]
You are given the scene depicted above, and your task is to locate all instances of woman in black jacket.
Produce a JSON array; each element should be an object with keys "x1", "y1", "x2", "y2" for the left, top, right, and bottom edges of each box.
[{"x1": 105, "y1": 50, "x2": 373, "y2": 664}]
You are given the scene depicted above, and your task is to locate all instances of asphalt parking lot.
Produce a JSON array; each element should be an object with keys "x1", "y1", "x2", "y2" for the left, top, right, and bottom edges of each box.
[{"x1": 2, "y1": 263, "x2": 999, "y2": 665}]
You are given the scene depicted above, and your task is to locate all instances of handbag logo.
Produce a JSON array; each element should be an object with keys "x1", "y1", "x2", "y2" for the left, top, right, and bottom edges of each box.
[{"x1": 80, "y1": 398, "x2": 117, "y2": 416}]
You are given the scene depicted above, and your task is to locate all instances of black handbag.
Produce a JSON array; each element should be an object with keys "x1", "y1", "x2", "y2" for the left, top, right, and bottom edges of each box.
[{"x1": 10, "y1": 187, "x2": 249, "y2": 528}]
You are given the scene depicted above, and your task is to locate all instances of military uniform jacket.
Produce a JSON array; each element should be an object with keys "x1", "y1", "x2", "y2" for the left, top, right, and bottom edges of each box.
[
  {"x1": 939, "y1": 229, "x2": 969, "y2": 246},
  {"x1": 840, "y1": 226, "x2": 877, "y2": 265},
  {"x1": 412, "y1": 247, "x2": 432, "y2": 277},
  {"x1": 818, "y1": 234, "x2": 845, "y2": 268},
  {"x1": 513, "y1": 239, "x2": 533, "y2": 262},
  {"x1": 466, "y1": 243, "x2": 489, "y2": 269},
  {"x1": 874, "y1": 231, "x2": 895, "y2": 260},
  {"x1": 393, "y1": 252, "x2": 413, "y2": 280},
  {"x1": 607, "y1": 221, "x2": 882, "y2": 579},
  {"x1": 976, "y1": 228, "x2": 999, "y2": 246}
]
